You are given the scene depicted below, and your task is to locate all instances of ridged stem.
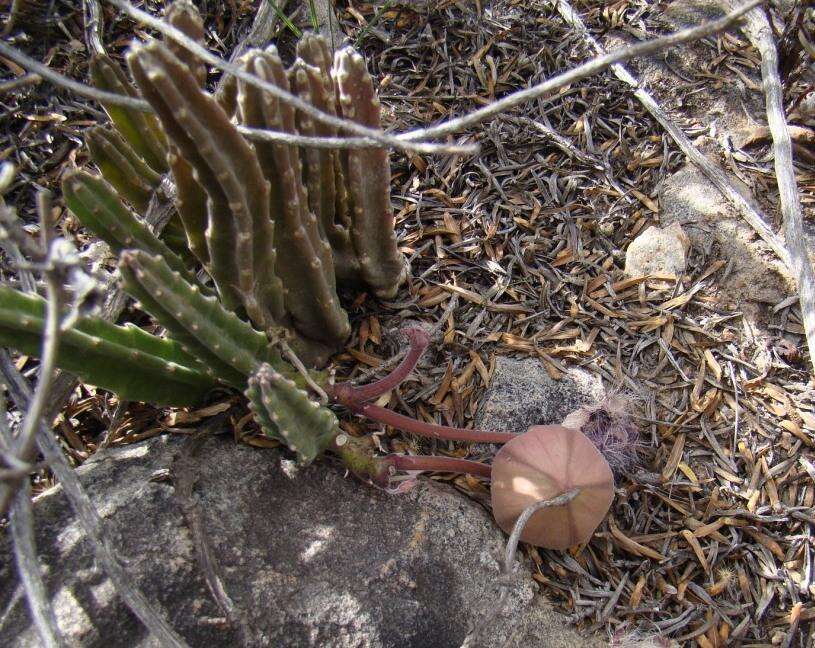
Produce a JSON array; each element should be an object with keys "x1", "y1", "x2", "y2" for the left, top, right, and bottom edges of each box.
[
  {"x1": 237, "y1": 48, "x2": 349, "y2": 347},
  {"x1": 246, "y1": 363, "x2": 339, "y2": 465},
  {"x1": 289, "y1": 54, "x2": 360, "y2": 282},
  {"x1": 334, "y1": 46, "x2": 406, "y2": 298},
  {"x1": 0, "y1": 286, "x2": 216, "y2": 406},
  {"x1": 85, "y1": 125, "x2": 161, "y2": 212},
  {"x1": 89, "y1": 53, "x2": 168, "y2": 172}
]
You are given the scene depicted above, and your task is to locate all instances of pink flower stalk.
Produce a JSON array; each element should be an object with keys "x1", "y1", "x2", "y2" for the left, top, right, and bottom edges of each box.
[
  {"x1": 329, "y1": 327, "x2": 430, "y2": 406},
  {"x1": 346, "y1": 401, "x2": 514, "y2": 444}
]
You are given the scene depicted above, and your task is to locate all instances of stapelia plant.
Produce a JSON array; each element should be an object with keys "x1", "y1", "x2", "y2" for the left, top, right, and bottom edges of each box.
[
  {"x1": 0, "y1": 3, "x2": 622, "y2": 549},
  {"x1": 0, "y1": 1, "x2": 406, "y2": 466},
  {"x1": 327, "y1": 330, "x2": 628, "y2": 550}
]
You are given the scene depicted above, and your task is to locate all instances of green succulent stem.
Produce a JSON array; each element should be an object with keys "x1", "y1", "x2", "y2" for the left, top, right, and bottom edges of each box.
[
  {"x1": 118, "y1": 249, "x2": 276, "y2": 386},
  {"x1": 89, "y1": 53, "x2": 168, "y2": 173},
  {"x1": 62, "y1": 170, "x2": 202, "y2": 291},
  {"x1": 0, "y1": 286, "x2": 215, "y2": 406},
  {"x1": 246, "y1": 363, "x2": 338, "y2": 465},
  {"x1": 85, "y1": 125, "x2": 161, "y2": 213},
  {"x1": 129, "y1": 41, "x2": 285, "y2": 328}
]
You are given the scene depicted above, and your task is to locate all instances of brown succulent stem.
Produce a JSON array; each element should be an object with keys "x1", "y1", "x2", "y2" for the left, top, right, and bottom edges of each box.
[
  {"x1": 330, "y1": 328, "x2": 429, "y2": 405},
  {"x1": 386, "y1": 454, "x2": 492, "y2": 478},
  {"x1": 348, "y1": 401, "x2": 515, "y2": 444}
]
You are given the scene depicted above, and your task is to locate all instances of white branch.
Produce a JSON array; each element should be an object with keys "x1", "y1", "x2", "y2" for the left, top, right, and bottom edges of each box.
[
  {"x1": 554, "y1": 0, "x2": 791, "y2": 268},
  {"x1": 400, "y1": 0, "x2": 762, "y2": 142},
  {"x1": 741, "y1": 6, "x2": 815, "y2": 370}
]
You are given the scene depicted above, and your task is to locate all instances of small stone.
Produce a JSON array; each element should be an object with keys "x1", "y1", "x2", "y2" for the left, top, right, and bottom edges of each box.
[
  {"x1": 475, "y1": 357, "x2": 605, "y2": 436},
  {"x1": 623, "y1": 222, "x2": 690, "y2": 278}
]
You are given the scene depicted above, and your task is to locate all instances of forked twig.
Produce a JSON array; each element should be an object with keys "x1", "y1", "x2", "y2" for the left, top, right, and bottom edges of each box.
[
  {"x1": 398, "y1": 0, "x2": 762, "y2": 141},
  {"x1": 105, "y1": 0, "x2": 470, "y2": 155},
  {"x1": 0, "y1": 193, "x2": 63, "y2": 516},
  {"x1": 2, "y1": 0, "x2": 763, "y2": 156}
]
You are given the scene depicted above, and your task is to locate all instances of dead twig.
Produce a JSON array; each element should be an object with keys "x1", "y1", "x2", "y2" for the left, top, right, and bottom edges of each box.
[
  {"x1": 0, "y1": 350, "x2": 190, "y2": 648},
  {"x1": 460, "y1": 489, "x2": 581, "y2": 648},
  {"x1": 0, "y1": 39, "x2": 473, "y2": 154},
  {"x1": 82, "y1": 0, "x2": 106, "y2": 57},
  {"x1": 399, "y1": 0, "x2": 762, "y2": 142},
  {"x1": 0, "y1": 193, "x2": 63, "y2": 516},
  {"x1": 9, "y1": 484, "x2": 66, "y2": 648},
  {"x1": 553, "y1": 0, "x2": 792, "y2": 269},
  {"x1": 741, "y1": 5, "x2": 815, "y2": 371},
  {"x1": 0, "y1": 395, "x2": 64, "y2": 648}
]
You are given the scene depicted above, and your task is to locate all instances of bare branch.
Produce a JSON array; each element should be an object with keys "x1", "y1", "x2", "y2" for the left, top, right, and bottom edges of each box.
[
  {"x1": 0, "y1": 39, "x2": 473, "y2": 154},
  {"x1": 0, "y1": 193, "x2": 63, "y2": 517},
  {"x1": 236, "y1": 124, "x2": 476, "y2": 153},
  {"x1": 554, "y1": 0, "x2": 792, "y2": 268},
  {"x1": 103, "y1": 0, "x2": 759, "y2": 155},
  {"x1": 104, "y1": 0, "x2": 471, "y2": 154},
  {"x1": 399, "y1": 0, "x2": 762, "y2": 142},
  {"x1": 9, "y1": 483, "x2": 66, "y2": 648},
  {"x1": 3, "y1": 1, "x2": 763, "y2": 157},
  {"x1": 0, "y1": 390, "x2": 65, "y2": 647},
  {"x1": 459, "y1": 489, "x2": 581, "y2": 648},
  {"x1": 0, "y1": 41, "x2": 148, "y2": 112},
  {"x1": 0, "y1": 351, "x2": 190, "y2": 648},
  {"x1": 741, "y1": 6, "x2": 815, "y2": 369}
]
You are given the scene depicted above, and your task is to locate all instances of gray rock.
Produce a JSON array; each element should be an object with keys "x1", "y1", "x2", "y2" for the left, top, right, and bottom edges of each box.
[
  {"x1": 0, "y1": 434, "x2": 598, "y2": 648},
  {"x1": 475, "y1": 357, "x2": 605, "y2": 436},
  {"x1": 624, "y1": 223, "x2": 690, "y2": 278},
  {"x1": 657, "y1": 160, "x2": 792, "y2": 308}
]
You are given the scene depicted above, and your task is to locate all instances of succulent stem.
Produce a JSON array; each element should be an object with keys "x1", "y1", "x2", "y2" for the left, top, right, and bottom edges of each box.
[
  {"x1": 246, "y1": 363, "x2": 339, "y2": 465},
  {"x1": 164, "y1": 0, "x2": 207, "y2": 86},
  {"x1": 238, "y1": 48, "x2": 350, "y2": 347},
  {"x1": 289, "y1": 56, "x2": 360, "y2": 282},
  {"x1": 85, "y1": 125, "x2": 161, "y2": 212},
  {"x1": 334, "y1": 47, "x2": 406, "y2": 298},
  {"x1": 0, "y1": 286, "x2": 215, "y2": 406},
  {"x1": 89, "y1": 53, "x2": 168, "y2": 173},
  {"x1": 118, "y1": 249, "x2": 275, "y2": 386}
]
